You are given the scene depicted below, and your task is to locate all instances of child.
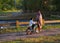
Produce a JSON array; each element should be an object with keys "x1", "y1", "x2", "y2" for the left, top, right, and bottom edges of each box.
[{"x1": 29, "y1": 18, "x2": 36, "y2": 32}]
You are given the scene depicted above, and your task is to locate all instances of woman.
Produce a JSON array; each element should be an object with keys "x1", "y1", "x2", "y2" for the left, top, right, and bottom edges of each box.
[{"x1": 36, "y1": 10, "x2": 43, "y2": 32}]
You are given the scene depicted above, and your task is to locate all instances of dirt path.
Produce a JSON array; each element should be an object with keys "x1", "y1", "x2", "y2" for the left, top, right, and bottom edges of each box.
[{"x1": 0, "y1": 28, "x2": 60, "y2": 42}]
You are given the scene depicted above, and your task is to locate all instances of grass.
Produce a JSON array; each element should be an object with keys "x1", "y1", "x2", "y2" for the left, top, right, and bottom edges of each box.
[
  {"x1": 0, "y1": 9, "x2": 22, "y2": 16},
  {"x1": 0, "y1": 34, "x2": 60, "y2": 43},
  {"x1": 0, "y1": 26, "x2": 27, "y2": 34},
  {"x1": 0, "y1": 24, "x2": 60, "y2": 34},
  {"x1": 0, "y1": 9, "x2": 22, "y2": 12},
  {"x1": 0, "y1": 24, "x2": 60, "y2": 43},
  {"x1": 42, "y1": 24, "x2": 60, "y2": 30},
  {"x1": 3, "y1": 10, "x2": 22, "y2": 12}
]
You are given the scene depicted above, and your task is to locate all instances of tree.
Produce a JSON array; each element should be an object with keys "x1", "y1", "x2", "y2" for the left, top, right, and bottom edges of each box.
[
  {"x1": 52, "y1": 0, "x2": 60, "y2": 11},
  {"x1": 22, "y1": 0, "x2": 43, "y2": 12}
]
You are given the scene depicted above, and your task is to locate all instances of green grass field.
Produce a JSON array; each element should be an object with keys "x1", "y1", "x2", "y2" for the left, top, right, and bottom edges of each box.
[
  {"x1": 0, "y1": 24, "x2": 60, "y2": 43},
  {"x1": 0, "y1": 26, "x2": 27, "y2": 34},
  {"x1": 42, "y1": 24, "x2": 60, "y2": 30},
  {"x1": 0, "y1": 24, "x2": 60, "y2": 34}
]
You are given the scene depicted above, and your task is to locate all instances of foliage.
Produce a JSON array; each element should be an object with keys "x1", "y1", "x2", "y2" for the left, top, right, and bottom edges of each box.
[
  {"x1": 0, "y1": 0, "x2": 60, "y2": 11},
  {"x1": 52, "y1": 0, "x2": 60, "y2": 11},
  {"x1": 0, "y1": 0, "x2": 60, "y2": 20},
  {"x1": 0, "y1": 0, "x2": 23, "y2": 11},
  {"x1": 22, "y1": 0, "x2": 60, "y2": 12}
]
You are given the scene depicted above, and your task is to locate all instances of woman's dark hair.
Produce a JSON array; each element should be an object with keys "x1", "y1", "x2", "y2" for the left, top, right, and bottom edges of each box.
[{"x1": 37, "y1": 9, "x2": 40, "y2": 11}]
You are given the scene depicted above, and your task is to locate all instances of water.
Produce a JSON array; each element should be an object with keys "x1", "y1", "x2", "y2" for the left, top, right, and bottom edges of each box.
[
  {"x1": 0, "y1": 20, "x2": 29, "y2": 26},
  {"x1": 0, "y1": 20, "x2": 60, "y2": 26}
]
